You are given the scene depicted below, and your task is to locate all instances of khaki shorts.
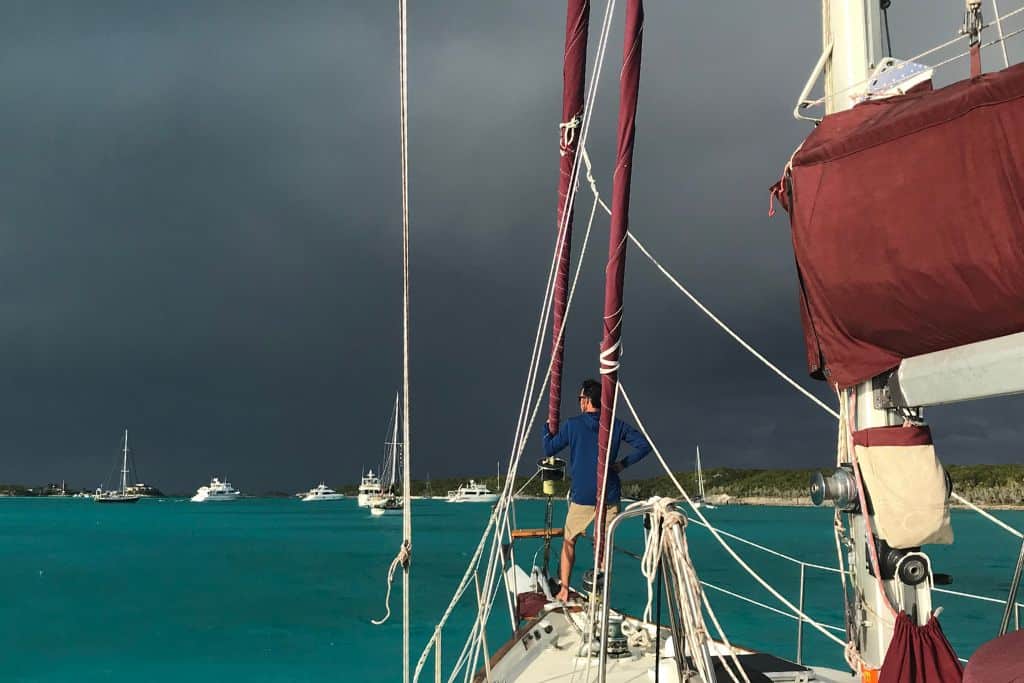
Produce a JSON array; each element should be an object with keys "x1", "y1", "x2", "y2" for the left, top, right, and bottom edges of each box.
[{"x1": 564, "y1": 502, "x2": 620, "y2": 541}]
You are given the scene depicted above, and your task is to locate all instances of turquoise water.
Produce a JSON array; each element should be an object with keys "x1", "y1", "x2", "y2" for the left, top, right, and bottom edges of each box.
[{"x1": 1, "y1": 499, "x2": 1020, "y2": 681}]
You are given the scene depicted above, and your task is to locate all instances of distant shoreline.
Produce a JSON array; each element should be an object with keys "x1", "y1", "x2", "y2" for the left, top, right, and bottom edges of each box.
[{"x1": 3, "y1": 494, "x2": 1022, "y2": 511}]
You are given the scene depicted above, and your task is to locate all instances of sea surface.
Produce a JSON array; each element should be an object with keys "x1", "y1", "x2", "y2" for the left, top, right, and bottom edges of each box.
[{"x1": 1, "y1": 498, "x2": 1020, "y2": 681}]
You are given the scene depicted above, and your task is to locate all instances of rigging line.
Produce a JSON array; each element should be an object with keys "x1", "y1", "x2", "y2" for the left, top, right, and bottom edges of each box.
[
  {"x1": 580, "y1": 381, "x2": 622, "y2": 683},
  {"x1": 626, "y1": 230, "x2": 839, "y2": 420},
  {"x1": 951, "y1": 492, "x2": 1024, "y2": 539},
  {"x1": 476, "y1": 191, "x2": 602, "y2": 631},
  {"x1": 472, "y1": 192, "x2": 599, "y2": 644},
  {"x1": 502, "y1": 0, "x2": 617, "y2": 496},
  {"x1": 993, "y1": 0, "x2": 1012, "y2": 68},
  {"x1": 687, "y1": 517, "x2": 842, "y2": 573},
  {"x1": 397, "y1": 0, "x2": 412, "y2": 680},
  {"x1": 578, "y1": 162, "x2": 837, "y2": 421},
  {"x1": 616, "y1": 382, "x2": 847, "y2": 649},
  {"x1": 506, "y1": 0, "x2": 617, "y2": 472},
  {"x1": 882, "y1": 2, "x2": 894, "y2": 57},
  {"x1": 481, "y1": 0, "x2": 621, "y2": 612},
  {"x1": 805, "y1": 3, "x2": 1024, "y2": 109},
  {"x1": 931, "y1": 25, "x2": 1024, "y2": 69},
  {"x1": 700, "y1": 581, "x2": 846, "y2": 632},
  {"x1": 624, "y1": 208, "x2": 1024, "y2": 546},
  {"x1": 454, "y1": 554, "x2": 506, "y2": 683},
  {"x1": 412, "y1": 513, "x2": 497, "y2": 683}
]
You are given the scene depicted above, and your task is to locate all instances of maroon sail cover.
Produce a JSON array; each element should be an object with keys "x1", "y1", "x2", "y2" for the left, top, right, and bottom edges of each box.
[
  {"x1": 879, "y1": 612, "x2": 962, "y2": 683},
  {"x1": 547, "y1": 0, "x2": 590, "y2": 432},
  {"x1": 774, "y1": 62, "x2": 1024, "y2": 388},
  {"x1": 595, "y1": 0, "x2": 643, "y2": 569}
]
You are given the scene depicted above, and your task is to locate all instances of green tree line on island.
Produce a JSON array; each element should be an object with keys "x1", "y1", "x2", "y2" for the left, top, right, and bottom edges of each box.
[
  {"x1": 4, "y1": 464, "x2": 1021, "y2": 504},
  {"x1": 337, "y1": 463, "x2": 1024, "y2": 506}
]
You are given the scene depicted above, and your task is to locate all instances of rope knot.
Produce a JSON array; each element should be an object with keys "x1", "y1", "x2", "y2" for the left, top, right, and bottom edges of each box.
[
  {"x1": 559, "y1": 115, "x2": 581, "y2": 157},
  {"x1": 371, "y1": 541, "x2": 412, "y2": 626}
]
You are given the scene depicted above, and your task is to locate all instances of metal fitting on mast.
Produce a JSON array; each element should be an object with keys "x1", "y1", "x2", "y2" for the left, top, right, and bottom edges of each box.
[{"x1": 961, "y1": 0, "x2": 984, "y2": 46}]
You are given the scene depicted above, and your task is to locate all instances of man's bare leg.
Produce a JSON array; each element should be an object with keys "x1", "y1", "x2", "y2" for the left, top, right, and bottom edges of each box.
[{"x1": 557, "y1": 536, "x2": 576, "y2": 602}]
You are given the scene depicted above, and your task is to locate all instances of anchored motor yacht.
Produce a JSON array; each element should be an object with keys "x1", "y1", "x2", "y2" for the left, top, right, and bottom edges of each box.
[
  {"x1": 301, "y1": 483, "x2": 344, "y2": 501},
  {"x1": 357, "y1": 470, "x2": 383, "y2": 507},
  {"x1": 446, "y1": 480, "x2": 498, "y2": 503},
  {"x1": 190, "y1": 477, "x2": 241, "y2": 502}
]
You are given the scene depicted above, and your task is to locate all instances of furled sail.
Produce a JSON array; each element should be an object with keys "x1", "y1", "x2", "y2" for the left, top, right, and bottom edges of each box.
[
  {"x1": 773, "y1": 63, "x2": 1024, "y2": 389},
  {"x1": 595, "y1": 0, "x2": 644, "y2": 568},
  {"x1": 547, "y1": 0, "x2": 590, "y2": 432}
]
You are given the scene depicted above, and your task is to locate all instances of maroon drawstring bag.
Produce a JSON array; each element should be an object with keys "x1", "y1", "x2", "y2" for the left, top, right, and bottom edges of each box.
[{"x1": 879, "y1": 612, "x2": 962, "y2": 683}]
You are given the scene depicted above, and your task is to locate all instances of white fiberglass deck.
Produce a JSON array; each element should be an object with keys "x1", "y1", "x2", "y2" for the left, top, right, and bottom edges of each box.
[{"x1": 477, "y1": 607, "x2": 855, "y2": 683}]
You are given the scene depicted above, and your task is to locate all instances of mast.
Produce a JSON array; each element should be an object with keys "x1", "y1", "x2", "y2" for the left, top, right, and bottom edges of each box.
[
  {"x1": 594, "y1": 0, "x2": 644, "y2": 570},
  {"x1": 546, "y1": 0, "x2": 590, "y2": 432},
  {"x1": 120, "y1": 429, "x2": 129, "y2": 495},
  {"x1": 820, "y1": 0, "x2": 933, "y2": 670},
  {"x1": 696, "y1": 446, "x2": 704, "y2": 500}
]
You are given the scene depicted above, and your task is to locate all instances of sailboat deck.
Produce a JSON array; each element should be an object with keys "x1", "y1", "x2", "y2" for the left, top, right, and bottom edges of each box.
[{"x1": 478, "y1": 608, "x2": 856, "y2": 683}]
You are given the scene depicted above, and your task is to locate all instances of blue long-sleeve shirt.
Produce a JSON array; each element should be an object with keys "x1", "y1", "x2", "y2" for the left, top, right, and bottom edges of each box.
[{"x1": 542, "y1": 411, "x2": 651, "y2": 506}]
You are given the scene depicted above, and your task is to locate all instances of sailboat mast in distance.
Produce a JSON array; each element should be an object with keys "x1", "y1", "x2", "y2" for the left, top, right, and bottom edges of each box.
[{"x1": 121, "y1": 429, "x2": 130, "y2": 495}]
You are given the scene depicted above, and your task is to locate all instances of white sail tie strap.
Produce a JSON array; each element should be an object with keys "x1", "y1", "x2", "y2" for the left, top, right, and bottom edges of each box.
[
  {"x1": 371, "y1": 540, "x2": 411, "y2": 626},
  {"x1": 599, "y1": 338, "x2": 622, "y2": 375}
]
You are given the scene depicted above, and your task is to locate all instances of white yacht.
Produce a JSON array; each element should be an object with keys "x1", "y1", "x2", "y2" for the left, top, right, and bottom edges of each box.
[
  {"x1": 445, "y1": 480, "x2": 498, "y2": 503},
  {"x1": 301, "y1": 483, "x2": 344, "y2": 501},
  {"x1": 190, "y1": 477, "x2": 241, "y2": 502},
  {"x1": 357, "y1": 470, "x2": 383, "y2": 507}
]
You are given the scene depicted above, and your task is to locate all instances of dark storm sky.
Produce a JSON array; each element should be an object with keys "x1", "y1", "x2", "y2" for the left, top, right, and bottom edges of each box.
[{"x1": 1, "y1": 2, "x2": 1021, "y2": 494}]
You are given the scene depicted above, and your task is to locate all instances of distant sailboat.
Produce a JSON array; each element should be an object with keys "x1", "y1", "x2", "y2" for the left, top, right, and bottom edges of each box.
[
  {"x1": 94, "y1": 429, "x2": 142, "y2": 504},
  {"x1": 370, "y1": 392, "x2": 403, "y2": 516},
  {"x1": 693, "y1": 445, "x2": 715, "y2": 510}
]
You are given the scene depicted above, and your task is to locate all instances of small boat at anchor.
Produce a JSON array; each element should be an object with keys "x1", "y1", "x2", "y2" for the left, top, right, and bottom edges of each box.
[
  {"x1": 445, "y1": 480, "x2": 499, "y2": 503},
  {"x1": 301, "y1": 483, "x2": 344, "y2": 501},
  {"x1": 190, "y1": 477, "x2": 241, "y2": 502}
]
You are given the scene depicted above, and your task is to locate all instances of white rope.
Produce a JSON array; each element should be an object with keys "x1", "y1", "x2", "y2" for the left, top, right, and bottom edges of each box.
[
  {"x1": 636, "y1": 497, "x2": 747, "y2": 683},
  {"x1": 412, "y1": 513, "x2": 496, "y2": 682},
  {"x1": 627, "y1": 230, "x2": 839, "y2": 419},
  {"x1": 454, "y1": 81, "x2": 612, "y2": 675},
  {"x1": 395, "y1": 0, "x2": 414, "y2": 679},
  {"x1": 683, "y1": 515, "x2": 839, "y2": 573},
  {"x1": 617, "y1": 382, "x2": 847, "y2": 649},
  {"x1": 460, "y1": 188, "x2": 603, "y2": 674},
  {"x1": 805, "y1": 3, "x2": 1024, "y2": 109},
  {"x1": 460, "y1": 4, "x2": 624, "y2": 665},
  {"x1": 700, "y1": 580, "x2": 845, "y2": 632},
  {"x1": 992, "y1": 0, "x2": 1012, "y2": 68},
  {"x1": 371, "y1": 541, "x2": 411, "y2": 626},
  {"x1": 931, "y1": 25, "x2": 1024, "y2": 69},
  {"x1": 577, "y1": 167, "x2": 839, "y2": 422},
  {"x1": 951, "y1": 492, "x2": 1024, "y2": 538}
]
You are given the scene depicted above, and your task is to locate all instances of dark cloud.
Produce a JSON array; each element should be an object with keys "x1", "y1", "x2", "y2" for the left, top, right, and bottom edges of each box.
[{"x1": 0, "y1": 1, "x2": 1020, "y2": 495}]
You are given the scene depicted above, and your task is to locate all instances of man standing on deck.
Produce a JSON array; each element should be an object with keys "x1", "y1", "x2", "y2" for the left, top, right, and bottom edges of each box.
[{"x1": 542, "y1": 378, "x2": 652, "y2": 602}]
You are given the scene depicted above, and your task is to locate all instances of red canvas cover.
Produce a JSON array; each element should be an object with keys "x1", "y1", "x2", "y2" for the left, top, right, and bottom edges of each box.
[
  {"x1": 879, "y1": 612, "x2": 962, "y2": 683},
  {"x1": 773, "y1": 63, "x2": 1024, "y2": 388}
]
